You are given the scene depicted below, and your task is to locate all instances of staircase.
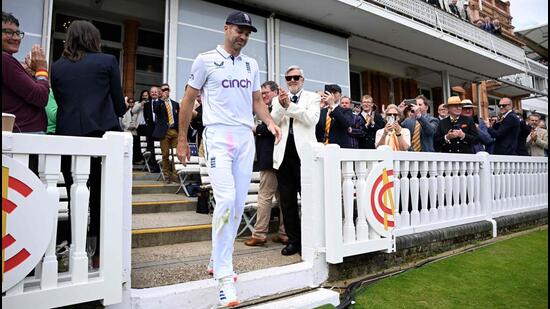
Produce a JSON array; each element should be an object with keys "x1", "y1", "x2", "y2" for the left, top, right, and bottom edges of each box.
[{"x1": 130, "y1": 170, "x2": 302, "y2": 289}]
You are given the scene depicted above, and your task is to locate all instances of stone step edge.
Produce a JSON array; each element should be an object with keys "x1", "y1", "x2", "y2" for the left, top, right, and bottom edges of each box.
[
  {"x1": 132, "y1": 224, "x2": 211, "y2": 235},
  {"x1": 132, "y1": 200, "x2": 195, "y2": 207},
  {"x1": 245, "y1": 288, "x2": 340, "y2": 309},
  {"x1": 130, "y1": 261, "x2": 320, "y2": 309}
]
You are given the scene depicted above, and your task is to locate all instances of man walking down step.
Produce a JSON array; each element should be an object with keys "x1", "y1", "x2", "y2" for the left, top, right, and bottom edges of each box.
[{"x1": 177, "y1": 11, "x2": 281, "y2": 307}]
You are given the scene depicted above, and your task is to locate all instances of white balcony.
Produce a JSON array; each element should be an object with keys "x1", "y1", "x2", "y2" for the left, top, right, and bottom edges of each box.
[{"x1": 244, "y1": 0, "x2": 530, "y2": 81}]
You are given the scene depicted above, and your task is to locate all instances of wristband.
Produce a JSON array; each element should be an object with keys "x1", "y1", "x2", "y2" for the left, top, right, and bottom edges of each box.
[{"x1": 396, "y1": 133, "x2": 402, "y2": 136}]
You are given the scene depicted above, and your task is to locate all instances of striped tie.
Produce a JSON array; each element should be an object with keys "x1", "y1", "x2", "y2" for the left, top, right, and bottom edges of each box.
[
  {"x1": 166, "y1": 101, "x2": 174, "y2": 127},
  {"x1": 412, "y1": 120, "x2": 422, "y2": 152},
  {"x1": 324, "y1": 107, "x2": 332, "y2": 144}
]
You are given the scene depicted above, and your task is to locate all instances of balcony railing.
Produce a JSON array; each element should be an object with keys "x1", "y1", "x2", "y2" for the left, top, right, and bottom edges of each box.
[
  {"x1": 526, "y1": 58, "x2": 549, "y2": 79},
  {"x1": 367, "y1": 0, "x2": 527, "y2": 65}
]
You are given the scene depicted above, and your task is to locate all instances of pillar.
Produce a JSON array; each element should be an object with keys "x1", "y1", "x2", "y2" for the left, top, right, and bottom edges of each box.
[
  {"x1": 123, "y1": 20, "x2": 140, "y2": 99},
  {"x1": 441, "y1": 70, "x2": 451, "y2": 102}
]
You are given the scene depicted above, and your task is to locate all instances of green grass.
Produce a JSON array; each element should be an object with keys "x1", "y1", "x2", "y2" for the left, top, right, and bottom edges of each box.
[{"x1": 353, "y1": 229, "x2": 548, "y2": 309}]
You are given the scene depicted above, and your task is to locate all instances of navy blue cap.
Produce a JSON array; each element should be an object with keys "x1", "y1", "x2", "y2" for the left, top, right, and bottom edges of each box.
[
  {"x1": 225, "y1": 11, "x2": 257, "y2": 32},
  {"x1": 326, "y1": 84, "x2": 342, "y2": 93}
]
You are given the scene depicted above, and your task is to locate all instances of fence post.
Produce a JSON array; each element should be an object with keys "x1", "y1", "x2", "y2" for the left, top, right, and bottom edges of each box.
[
  {"x1": 300, "y1": 142, "x2": 329, "y2": 285},
  {"x1": 477, "y1": 151, "x2": 496, "y2": 237}
]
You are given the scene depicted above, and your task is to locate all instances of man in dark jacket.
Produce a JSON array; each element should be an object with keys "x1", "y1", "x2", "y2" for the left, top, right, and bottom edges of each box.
[
  {"x1": 434, "y1": 96, "x2": 479, "y2": 153},
  {"x1": 153, "y1": 83, "x2": 180, "y2": 183},
  {"x1": 316, "y1": 84, "x2": 354, "y2": 148},
  {"x1": 488, "y1": 98, "x2": 520, "y2": 155},
  {"x1": 245, "y1": 81, "x2": 287, "y2": 246}
]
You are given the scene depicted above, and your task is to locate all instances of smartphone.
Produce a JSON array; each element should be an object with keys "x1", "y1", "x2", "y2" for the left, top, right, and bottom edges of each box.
[
  {"x1": 404, "y1": 99, "x2": 416, "y2": 106},
  {"x1": 387, "y1": 115, "x2": 395, "y2": 125},
  {"x1": 324, "y1": 85, "x2": 331, "y2": 93}
]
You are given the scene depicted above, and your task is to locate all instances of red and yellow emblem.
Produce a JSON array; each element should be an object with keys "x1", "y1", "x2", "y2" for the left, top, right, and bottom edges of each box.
[
  {"x1": 2, "y1": 155, "x2": 56, "y2": 292},
  {"x1": 365, "y1": 161, "x2": 395, "y2": 237}
]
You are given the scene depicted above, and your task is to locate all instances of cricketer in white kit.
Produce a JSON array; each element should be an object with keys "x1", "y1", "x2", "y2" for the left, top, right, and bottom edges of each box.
[{"x1": 176, "y1": 11, "x2": 281, "y2": 307}]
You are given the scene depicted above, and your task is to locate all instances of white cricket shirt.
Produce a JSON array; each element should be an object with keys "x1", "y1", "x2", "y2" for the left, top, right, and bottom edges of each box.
[{"x1": 187, "y1": 45, "x2": 260, "y2": 129}]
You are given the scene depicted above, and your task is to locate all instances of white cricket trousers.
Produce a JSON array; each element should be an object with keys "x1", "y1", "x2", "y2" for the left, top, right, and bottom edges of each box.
[{"x1": 204, "y1": 125, "x2": 255, "y2": 279}]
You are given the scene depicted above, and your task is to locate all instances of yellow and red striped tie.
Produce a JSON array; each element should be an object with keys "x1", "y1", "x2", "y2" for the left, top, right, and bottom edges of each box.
[
  {"x1": 324, "y1": 107, "x2": 332, "y2": 144},
  {"x1": 166, "y1": 101, "x2": 174, "y2": 127},
  {"x1": 412, "y1": 120, "x2": 422, "y2": 152}
]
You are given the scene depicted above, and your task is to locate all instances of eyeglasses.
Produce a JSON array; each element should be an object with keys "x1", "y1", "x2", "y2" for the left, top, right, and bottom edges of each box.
[
  {"x1": 285, "y1": 75, "x2": 302, "y2": 81},
  {"x1": 161, "y1": 88, "x2": 170, "y2": 92},
  {"x1": 2, "y1": 29, "x2": 25, "y2": 39},
  {"x1": 498, "y1": 104, "x2": 510, "y2": 108},
  {"x1": 386, "y1": 113, "x2": 399, "y2": 116}
]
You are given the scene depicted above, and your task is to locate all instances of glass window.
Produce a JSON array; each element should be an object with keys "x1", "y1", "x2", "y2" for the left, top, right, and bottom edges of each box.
[
  {"x1": 51, "y1": 38, "x2": 65, "y2": 62},
  {"x1": 138, "y1": 29, "x2": 164, "y2": 49},
  {"x1": 350, "y1": 71, "x2": 361, "y2": 102},
  {"x1": 92, "y1": 20, "x2": 122, "y2": 42},
  {"x1": 54, "y1": 14, "x2": 77, "y2": 33},
  {"x1": 136, "y1": 54, "x2": 162, "y2": 73}
]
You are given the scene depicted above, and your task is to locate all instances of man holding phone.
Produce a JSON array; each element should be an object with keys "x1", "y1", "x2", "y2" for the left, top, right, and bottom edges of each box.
[
  {"x1": 434, "y1": 96, "x2": 479, "y2": 153},
  {"x1": 400, "y1": 95, "x2": 439, "y2": 152},
  {"x1": 315, "y1": 84, "x2": 354, "y2": 148}
]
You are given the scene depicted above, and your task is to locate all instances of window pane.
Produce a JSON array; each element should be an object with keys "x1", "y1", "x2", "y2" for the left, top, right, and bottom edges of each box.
[
  {"x1": 138, "y1": 30, "x2": 164, "y2": 49},
  {"x1": 136, "y1": 54, "x2": 162, "y2": 73},
  {"x1": 350, "y1": 72, "x2": 361, "y2": 102},
  {"x1": 54, "y1": 14, "x2": 77, "y2": 33},
  {"x1": 92, "y1": 20, "x2": 122, "y2": 42}
]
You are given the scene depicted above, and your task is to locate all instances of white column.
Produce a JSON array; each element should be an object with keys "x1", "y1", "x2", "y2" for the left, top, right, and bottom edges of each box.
[
  {"x1": 428, "y1": 161, "x2": 438, "y2": 223},
  {"x1": 419, "y1": 161, "x2": 430, "y2": 225},
  {"x1": 355, "y1": 161, "x2": 369, "y2": 240},
  {"x1": 400, "y1": 161, "x2": 410, "y2": 228},
  {"x1": 393, "y1": 160, "x2": 402, "y2": 228},
  {"x1": 441, "y1": 70, "x2": 451, "y2": 101},
  {"x1": 342, "y1": 161, "x2": 356, "y2": 243}
]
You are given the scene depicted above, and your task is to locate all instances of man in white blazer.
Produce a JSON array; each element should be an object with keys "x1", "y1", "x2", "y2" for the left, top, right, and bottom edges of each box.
[{"x1": 271, "y1": 65, "x2": 320, "y2": 256}]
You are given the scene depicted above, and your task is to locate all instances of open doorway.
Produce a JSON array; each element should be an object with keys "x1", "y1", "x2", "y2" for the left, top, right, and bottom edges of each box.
[{"x1": 49, "y1": 0, "x2": 166, "y2": 100}]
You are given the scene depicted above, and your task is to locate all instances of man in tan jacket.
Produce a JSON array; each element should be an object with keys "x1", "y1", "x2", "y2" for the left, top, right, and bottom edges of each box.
[{"x1": 526, "y1": 113, "x2": 548, "y2": 157}]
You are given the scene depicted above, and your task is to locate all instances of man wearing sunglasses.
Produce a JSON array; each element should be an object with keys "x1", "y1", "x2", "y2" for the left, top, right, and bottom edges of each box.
[
  {"x1": 315, "y1": 84, "x2": 354, "y2": 148},
  {"x1": 176, "y1": 11, "x2": 281, "y2": 307},
  {"x1": 271, "y1": 65, "x2": 320, "y2": 257},
  {"x1": 153, "y1": 83, "x2": 180, "y2": 183},
  {"x1": 487, "y1": 97, "x2": 520, "y2": 155}
]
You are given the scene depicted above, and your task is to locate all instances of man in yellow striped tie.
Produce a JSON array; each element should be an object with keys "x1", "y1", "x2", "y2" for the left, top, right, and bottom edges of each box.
[
  {"x1": 152, "y1": 83, "x2": 180, "y2": 183},
  {"x1": 399, "y1": 95, "x2": 440, "y2": 152}
]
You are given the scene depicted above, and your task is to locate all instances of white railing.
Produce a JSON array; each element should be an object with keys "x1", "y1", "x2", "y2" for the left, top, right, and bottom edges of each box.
[
  {"x1": 303, "y1": 143, "x2": 548, "y2": 264},
  {"x1": 526, "y1": 58, "x2": 549, "y2": 79},
  {"x1": 2, "y1": 132, "x2": 132, "y2": 309},
  {"x1": 368, "y1": 0, "x2": 526, "y2": 65}
]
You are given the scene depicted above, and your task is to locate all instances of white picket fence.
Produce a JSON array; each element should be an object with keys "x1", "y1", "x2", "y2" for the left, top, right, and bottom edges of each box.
[
  {"x1": 303, "y1": 143, "x2": 549, "y2": 264},
  {"x1": 2, "y1": 132, "x2": 133, "y2": 309}
]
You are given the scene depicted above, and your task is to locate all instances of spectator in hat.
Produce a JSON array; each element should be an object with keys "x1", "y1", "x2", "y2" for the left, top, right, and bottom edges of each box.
[
  {"x1": 315, "y1": 84, "x2": 354, "y2": 148},
  {"x1": 434, "y1": 96, "x2": 479, "y2": 153},
  {"x1": 461, "y1": 99, "x2": 494, "y2": 153}
]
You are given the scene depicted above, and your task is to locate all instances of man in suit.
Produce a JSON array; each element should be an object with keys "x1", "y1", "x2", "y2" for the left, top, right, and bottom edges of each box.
[
  {"x1": 449, "y1": 0, "x2": 461, "y2": 18},
  {"x1": 272, "y1": 65, "x2": 320, "y2": 256},
  {"x1": 400, "y1": 95, "x2": 439, "y2": 152},
  {"x1": 153, "y1": 83, "x2": 180, "y2": 183},
  {"x1": 245, "y1": 81, "x2": 288, "y2": 247},
  {"x1": 487, "y1": 98, "x2": 520, "y2": 155},
  {"x1": 142, "y1": 86, "x2": 160, "y2": 172},
  {"x1": 526, "y1": 113, "x2": 548, "y2": 157},
  {"x1": 434, "y1": 96, "x2": 479, "y2": 153},
  {"x1": 354, "y1": 95, "x2": 385, "y2": 149},
  {"x1": 316, "y1": 84, "x2": 354, "y2": 148}
]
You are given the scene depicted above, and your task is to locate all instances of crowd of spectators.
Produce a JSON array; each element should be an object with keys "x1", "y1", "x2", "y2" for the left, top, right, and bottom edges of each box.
[{"x1": 425, "y1": 0, "x2": 503, "y2": 36}]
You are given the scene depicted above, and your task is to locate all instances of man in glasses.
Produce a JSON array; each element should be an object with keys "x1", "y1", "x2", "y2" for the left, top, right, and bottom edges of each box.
[
  {"x1": 2, "y1": 11, "x2": 49, "y2": 133},
  {"x1": 176, "y1": 11, "x2": 281, "y2": 307},
  {"x1": 487, "y1": 97, "x2": 520, "y2": 155},
  {"x1": 271, "y1": 65, "x2": 320, "y2": 256},
  {"x1": 153, "y1": 83, "x2": 180, "y2": 183}
]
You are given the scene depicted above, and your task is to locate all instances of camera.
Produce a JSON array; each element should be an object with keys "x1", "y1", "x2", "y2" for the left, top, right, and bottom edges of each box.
[{"x1": 403, "y1": 99, "x2": 416, "y2": 106}]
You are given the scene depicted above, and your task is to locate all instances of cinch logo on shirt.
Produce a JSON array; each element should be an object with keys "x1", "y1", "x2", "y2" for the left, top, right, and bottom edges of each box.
[{"x1": 221, "y1": 78, "x2": 252, "y2": 88}]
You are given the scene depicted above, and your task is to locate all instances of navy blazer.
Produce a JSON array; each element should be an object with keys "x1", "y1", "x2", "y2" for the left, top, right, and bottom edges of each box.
[
  {"x1": 152, "y1": 98, "x2": 179, "y2": 139},
  {"x1": 142, "y1": 99, "x2": 156, "y2": 135},
  {"x1": 488, "y1": 111, "x2": 520, "y2": 155},
  {"x1": 51, "y1": 53, "x2": 126, "y2": 136},
  {"x1": 316, "y1": 105, "x2": 354, "y2": 149},
  {"x1": 434, "y1": 115, "x2": 479, "y2": 154}
]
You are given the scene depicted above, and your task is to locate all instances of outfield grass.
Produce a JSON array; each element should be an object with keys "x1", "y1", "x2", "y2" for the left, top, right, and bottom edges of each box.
[{"x1": 353, "y1": 229, "x2": 548, "y2": 309}]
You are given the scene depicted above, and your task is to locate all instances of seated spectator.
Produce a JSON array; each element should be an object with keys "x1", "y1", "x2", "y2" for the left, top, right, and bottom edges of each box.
[
  {"x1": 375, "y1": 104, "x2": 410, "y2": 151},
  {"x1": 492, "y1": 19, "x2": 502, "y2": 36}
]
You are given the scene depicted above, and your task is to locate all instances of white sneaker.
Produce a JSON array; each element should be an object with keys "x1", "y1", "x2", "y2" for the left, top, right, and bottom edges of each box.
[
  {"x1": 207, "y1": 259, "x2": 238, "y2": 282},
  {"x1": 218, "y1": 275, "x2": 239, "y2": 307}
]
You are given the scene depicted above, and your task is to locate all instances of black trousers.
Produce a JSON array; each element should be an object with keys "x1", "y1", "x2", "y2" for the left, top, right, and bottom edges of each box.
[
  {"x1": 277, "y1": 133, "x2": 302, "y2": 248},
  {"x1": 132, "y1": 134, "x2": 144, "y2": 163}
]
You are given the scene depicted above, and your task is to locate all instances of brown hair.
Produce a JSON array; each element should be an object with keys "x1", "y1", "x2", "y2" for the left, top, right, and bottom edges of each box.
[{"x1": 62, "y1": 20, "x2": 102, "y2": 62}]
